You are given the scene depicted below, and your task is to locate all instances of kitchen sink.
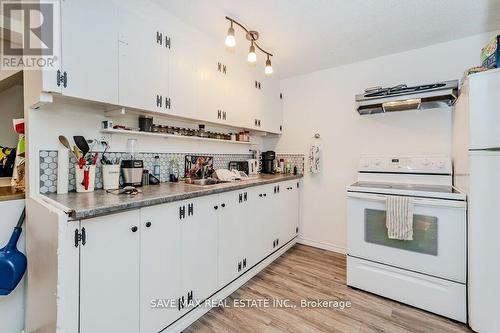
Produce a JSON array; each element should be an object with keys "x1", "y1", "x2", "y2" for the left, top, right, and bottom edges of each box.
[{"x1": 188, "y1": 178, "x2": 229, "y2": 186}]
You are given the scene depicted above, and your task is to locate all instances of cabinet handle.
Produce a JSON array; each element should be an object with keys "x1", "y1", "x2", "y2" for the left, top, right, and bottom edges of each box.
[
  {"x1": 131, "y1": 226, "x2": 138, "y2": 233},
  {"x1": 259, "y1": 194, "x2": 263, "y2": 197},
  {"x1": 221, "y1": 203, "x2": 226, "y2": 208},
  {"x1": 243, "y1": 258, "x2": 247, "y2": 268},
  {"x1": 223, "y1": 64, "x2": 227, "y2": 74},
  {"x1": 239, "y1": 193, "x2": 243, "y2": 203},
  {"x1": 218, "y1": 62, "x2": 222, "y2": 72},
  {"x1": 244, "y1": 192, "x2": 247, "y2": 201},
  {"x1": 263, "y1": 193, "x2": 266, "y2": 197},
  {"x1": 238, "y1": 261, "x2": 242, "y2": 272},
  {"x1": 214, "y1": 205, "x2": 218, "y2": 210},
  {"x1": 178, "y1": 297, "x2": 181, "y2": 311},
  {"x1": 145, "y1": 222, "x2": 152, "y2": 228}
]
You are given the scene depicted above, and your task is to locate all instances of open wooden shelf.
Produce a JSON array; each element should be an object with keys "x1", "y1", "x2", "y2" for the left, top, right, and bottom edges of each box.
[{"x1": 101, "y1": 128, "x2": 258, "y2": 145}]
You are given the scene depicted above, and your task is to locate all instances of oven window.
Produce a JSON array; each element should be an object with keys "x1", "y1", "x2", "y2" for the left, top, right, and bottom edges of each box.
[{"x1": 364, "y1": 209, "x2": 438, "y2": 256}]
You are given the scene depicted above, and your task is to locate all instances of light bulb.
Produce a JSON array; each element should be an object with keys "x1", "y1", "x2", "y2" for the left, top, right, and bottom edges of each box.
[
  {"x1": 248, "y1": 42, "x2": 257, "y2": 63},
  {"x1": 265, "y1": 57, "x2": 273, "y2": 75},
  {"x1": 225, "y1": 25, "x2": 235, "y2": 48}
]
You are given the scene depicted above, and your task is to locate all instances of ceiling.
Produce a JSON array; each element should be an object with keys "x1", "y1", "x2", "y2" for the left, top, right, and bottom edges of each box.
[{"x1": 156, "y1": 0, "x2": 500, "y2": 78}]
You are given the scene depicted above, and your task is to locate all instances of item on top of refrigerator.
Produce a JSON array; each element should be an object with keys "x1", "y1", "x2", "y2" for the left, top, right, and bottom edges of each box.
[
  {"x1": 464, "y1": 66, "x2": 489, "y2": 78},
  {"x1": 481, "y1": 35, "x2": 500, "y2": 69}
]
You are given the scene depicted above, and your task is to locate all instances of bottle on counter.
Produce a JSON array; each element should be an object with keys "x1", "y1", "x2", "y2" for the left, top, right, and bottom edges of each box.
[
  {"x1": 153, "y1": 155, "x2": 161, "y2": 179},
  {"x1": 279, "y1": 159, "x2": 285, "y2": 173},
  {"x1": 285, "y1": 160, "x2": 292, "y2": 174}
]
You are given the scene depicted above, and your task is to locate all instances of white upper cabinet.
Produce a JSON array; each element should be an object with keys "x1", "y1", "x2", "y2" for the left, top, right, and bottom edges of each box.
[
  {"x1": 195, "y1": 41, "x2": 227, "y2": 124},
  {"x1": 168, "y1": 20, "x2": 198, "y2": 119},
  {"x1": 118, "y1": 9, "x2": 170, "y2": 112},
  {"x1": 59, "y1": 0, "x2": 119, "y2": 104}
]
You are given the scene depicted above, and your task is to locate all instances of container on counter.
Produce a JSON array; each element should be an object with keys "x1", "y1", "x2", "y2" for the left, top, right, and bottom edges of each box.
[
  {"x1": 75, "y1": 165, "x2": 96, "y2": 193},
  {"x1": 138, "y1": 116, "x2": 153, "y2": 132},
  {"x1": 153, "y1": 155, "x2": 161, "y2": 178},
  {"x1": 142, "y1": 170, "x2": 150, "y2": 186},
  {"x1": 102, "y1": 164, "x2": 120, "y2": 190}
]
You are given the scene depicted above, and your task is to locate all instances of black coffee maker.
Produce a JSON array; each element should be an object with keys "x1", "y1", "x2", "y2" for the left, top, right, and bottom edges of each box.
[{"x1": 261, "y1": 151, "x2": 276, "y2": 174}]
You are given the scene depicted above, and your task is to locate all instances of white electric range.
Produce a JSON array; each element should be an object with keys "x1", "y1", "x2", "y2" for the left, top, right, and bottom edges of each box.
[{"x1": 346, "y1": 155, "x2": 467, "y2": 322}]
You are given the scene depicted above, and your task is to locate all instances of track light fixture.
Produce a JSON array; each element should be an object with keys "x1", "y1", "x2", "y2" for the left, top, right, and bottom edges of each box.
[
  {"x1": 225, "y1": 21, "x2": 236, "y2": 48},
  {"x1": 224, "y1": 16, "x2": 274, "y2": 75}
]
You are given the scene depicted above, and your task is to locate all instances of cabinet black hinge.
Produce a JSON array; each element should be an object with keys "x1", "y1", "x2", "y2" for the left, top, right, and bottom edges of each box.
[
  {"x1": 238, "y1": 261, "x2": 242, "y2": 272},
  {"x1": 156, "y1": 31, "x2": 163, "y2": 45},
  {"x1": 165, "y1": 36, "x2": 171, "y2": 49},
  {"x1": 156, "y1": 94, "x2": 162, "y2": 108},
  {"x1": 179, "y1": 205, "x2": 186, "y2": 220},
  {"x1": 244, "y1": 192, "x2": 247, "y2": 202},
  {"x1": 243, "y1": 258, "x2": 247, "y2": 269},
  {"x1": 57, "y1": 70, "x2": 67, "y2": 88},
  {"x1": 218, "y1": 109, "x2": 222, "y2": 119},
  {"x1": 217, "y1": 62, "x2": 222, "y2": 72},
  {"x1": 166, "y1": 97, "x2": 171, "y2": 109},
  {"x1": 222, "y1": 64, "x2": 227, "y2": 74},
  {"x1": 187, "y1": 290, "x2": 193, "y2": 304},
  {"x1": 74, "y1": 227, "x2": 86, "y2": 247},
  {"x1": 239, "y1": 193, "x2": 243, "y2": 203},
  {"x1": 188, "y1": 203, "x2": 194, "y2": 216},
  {"x1": 222, "y1": 111, "x2": 227, "y2": 120}
]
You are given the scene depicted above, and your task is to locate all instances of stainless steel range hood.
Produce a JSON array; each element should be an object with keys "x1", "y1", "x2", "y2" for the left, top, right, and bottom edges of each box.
[{"x1": 355, "y1": 80, "x2": 459, "y2": 115}]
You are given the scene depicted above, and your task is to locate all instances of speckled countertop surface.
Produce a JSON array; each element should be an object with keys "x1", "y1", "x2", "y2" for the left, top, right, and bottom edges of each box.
[
  {"x1": 0, "y1": 186, "x2": 25, "y2": 202},
  {"x1": 43, "y1": 174, "x2": 302, "y2": 220}
]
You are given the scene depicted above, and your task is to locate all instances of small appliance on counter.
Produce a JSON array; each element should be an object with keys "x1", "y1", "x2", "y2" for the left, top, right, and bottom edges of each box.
[
  {"x1": 121, "y1": 160, "x2": 144, "y2": 187},
  {"x1": 247, "y1": 159, "x2": 259, "y2": 176},
  {"x1": 261, "y1": 151, "x2": 276, "y2": 174},
  {"x1": 228, "y1": 161, "x2": 249, "y2": 174}
]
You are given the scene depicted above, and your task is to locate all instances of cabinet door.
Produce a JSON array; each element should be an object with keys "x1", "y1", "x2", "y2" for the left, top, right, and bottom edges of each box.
[
  {"x1": 247, "y1": 185, "x2": 276, "y2": 263},
  {"x1": 119, "y1": 9, "x2": 170, "y2": 113},
  {"x1": 80, "y1": 211, "x2": 140, "y2": 333},
  {"x1": 262, "y1": 77, "x2": 283, "y2": 134},
  {"x1": 218, "y1": 191, "x2": 246, "y2": 286},
  {"x1": 168, "y1": 22, "x2": 197, "y2": 119},
  {"x1": 60, "y1": 0, "x2": 119, "y2": 104},
  {"x1": 140, "y1": 204, "x2": 182, "y2": 332},
  {"x1": 280, "y1": 181, "x2": 300, "y2": 244},
  {"x1": 181, "y1": 196, "x2": 219, "y2": 306},
  {"x1": 195, "y1": 42, "x2": 224, "y2": 124}
]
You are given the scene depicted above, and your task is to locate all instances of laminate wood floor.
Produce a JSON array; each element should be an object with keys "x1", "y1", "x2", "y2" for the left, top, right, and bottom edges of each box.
[{"x1": 185, "y1": 244, "x2": 472, "y2": 333}]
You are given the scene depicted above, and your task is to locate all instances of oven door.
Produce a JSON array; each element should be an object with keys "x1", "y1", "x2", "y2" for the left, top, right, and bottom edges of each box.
[{"x1": 347, "y1": 191, "x2": 466, "y2": 282}]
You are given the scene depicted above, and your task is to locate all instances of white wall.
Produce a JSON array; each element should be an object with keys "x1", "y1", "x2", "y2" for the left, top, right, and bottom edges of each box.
[
  {"x1": 271, "y1": 31, "x2": 499, "y2": 252},
  {"x1": 0, "y1": 85, "x2": 24, "y2": 148}
]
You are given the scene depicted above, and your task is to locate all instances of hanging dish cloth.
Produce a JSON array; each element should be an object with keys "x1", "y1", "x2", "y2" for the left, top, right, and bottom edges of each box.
[
  {"x1": 386, "y1": 195, "x2": 414, "y2": 240},
  {"x1": 309, "y1": 136, "x2": 321, "y2": 174}
]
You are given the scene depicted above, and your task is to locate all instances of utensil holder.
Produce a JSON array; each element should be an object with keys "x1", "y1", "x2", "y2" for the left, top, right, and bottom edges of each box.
[
  {"x1": 75, "y1": 165, "x2": 96, "y2": 193},
  {"x1": 102, "y1": 164, "x2": 120, "y2": 190}
]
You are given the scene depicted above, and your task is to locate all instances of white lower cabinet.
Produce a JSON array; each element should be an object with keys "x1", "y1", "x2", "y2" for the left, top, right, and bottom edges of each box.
[
  {"x1": 79, "y1": 210, "x2": 141, "y2": 333},
  {"x1": 140, "y1": 203, "x2": 182, "y2": 332},
  {"x1": 76, "y1": 180, "x2": 300, "y2": 332},
  {"x1": 180, "y1": 196, "x2": 219, "y2": 307}
]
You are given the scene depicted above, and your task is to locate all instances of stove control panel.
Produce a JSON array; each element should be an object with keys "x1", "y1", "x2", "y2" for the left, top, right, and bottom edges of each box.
[{"x1": 358, "y1": 155, "x2": 452, "y2": 174}]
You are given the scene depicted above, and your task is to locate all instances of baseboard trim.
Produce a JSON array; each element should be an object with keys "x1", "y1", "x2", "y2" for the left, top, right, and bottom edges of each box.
[{"x1": 297, "y1": 237, "x2": 346, "y2": 254}]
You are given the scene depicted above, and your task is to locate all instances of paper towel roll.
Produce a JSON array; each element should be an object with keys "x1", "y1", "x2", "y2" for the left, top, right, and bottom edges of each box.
[{"x1": 57, "y1": 148, "x2": 69, "y2": 194}]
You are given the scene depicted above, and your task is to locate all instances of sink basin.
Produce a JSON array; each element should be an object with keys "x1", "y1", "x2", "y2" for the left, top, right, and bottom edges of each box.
[{"x1": 188, "y1": 178, "x2": 229, "y2": 186}]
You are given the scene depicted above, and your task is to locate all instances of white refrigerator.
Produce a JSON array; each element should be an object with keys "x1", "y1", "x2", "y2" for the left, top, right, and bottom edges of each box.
[{"x1": 452, "y1": 68, "x2": 500, "y2": 333}]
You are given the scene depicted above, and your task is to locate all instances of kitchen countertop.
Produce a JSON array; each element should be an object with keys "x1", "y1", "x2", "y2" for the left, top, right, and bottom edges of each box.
[
  {"x1": 43, "y1": 174, "x2": 302, "y2": 220},
  {"x1": 0, "y1": 186, "x2": 25, "y2": 202}
]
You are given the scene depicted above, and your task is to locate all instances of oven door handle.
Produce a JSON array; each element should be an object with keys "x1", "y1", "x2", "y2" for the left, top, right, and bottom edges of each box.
[{"x1": 347, "y1": 192, "x2": 466, "y2": 208}]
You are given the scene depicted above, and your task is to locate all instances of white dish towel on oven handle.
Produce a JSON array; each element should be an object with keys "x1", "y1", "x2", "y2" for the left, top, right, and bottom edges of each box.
[{"x1": 386, "y1": 195, "x2": 414, "y2": 240}]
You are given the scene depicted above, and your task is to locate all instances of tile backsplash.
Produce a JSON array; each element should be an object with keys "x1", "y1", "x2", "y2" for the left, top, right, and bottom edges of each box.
[{"x1": 40, "y1": 150, "x2": 305, "y2": 194}]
